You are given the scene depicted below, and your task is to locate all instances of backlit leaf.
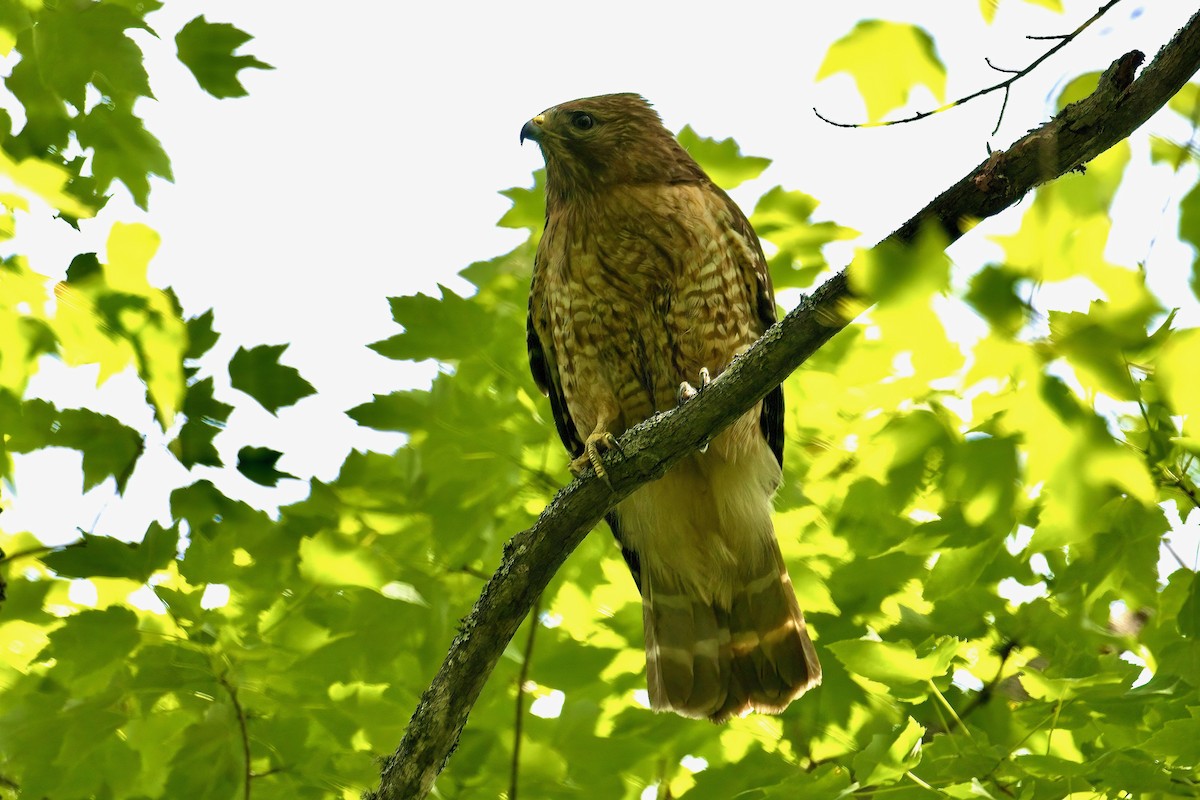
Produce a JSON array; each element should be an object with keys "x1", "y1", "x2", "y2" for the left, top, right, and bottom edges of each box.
[
  {"x1": 228, "y1": 343, "x2": 316, "y2": 414},
  {"x1": 677, "y1": 125, "x2": 770, "y2": 189},
  {"x1": 236, "y1": 445, "x2": 295, "y2": 487},
  {"x1": 817, "y1": 21, "x2": 946, "y2": 122},
  {"x1": 175, "y1": 15, "x2": 274, "y2": 99}
]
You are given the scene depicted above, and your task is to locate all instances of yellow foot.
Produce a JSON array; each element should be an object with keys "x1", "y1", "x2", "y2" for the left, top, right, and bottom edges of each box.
[
  {"x1": 569, "y1": 431, "x2": 623, "y2": 486},
  {"x1": 677, "y1": 367, "x2": 711, "y2": 405},
  {"x1": 678, "y1": 368, "x2": 712, "y2": 453}
]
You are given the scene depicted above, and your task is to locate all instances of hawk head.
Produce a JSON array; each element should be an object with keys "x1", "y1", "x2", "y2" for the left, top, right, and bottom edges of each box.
[{"x1": 521, "y1": 93, "x2": 704, "y2": 205}]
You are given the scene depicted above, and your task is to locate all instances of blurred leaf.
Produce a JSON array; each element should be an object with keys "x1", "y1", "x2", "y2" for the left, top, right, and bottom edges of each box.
[
  {"x1": 498, "y1": 169, "x2": 546, "y2": 233},
  {"x1": 185, "y1": 309, "x2": 219, "y2": 360},
  {"x1": 175, "y1": 15, "x2": 274, "y2": 99},
  {"x1": 6, "y1": 402, "x2": 144, "y2": 492},
  {"x1": 677, "y1": 125, "x2": 770, "y2": 189},
  {"x1": 830, "y1": 637, "x2": 958, "y2": 688},
  {"x1": 966, "y1": 265, "x2": 1027, "y2": 336},
  {"x1": 852, "y1": 717, "x2": 925, "y2": 785},
  {"x1": 1142, "y1": 718, "x2": 1200, "y2": 762},
  {"x1": 228, "y1": 343, "x2": 316, "y2": 414},
  {"x1": 1181, "y1": 182, "x2": 1200, "y2": 300},
  {"x1": 162, "y1": 711, "x2": 242, "y2": 799},
  {"x1": 41, "y1": 525, "x2": 178, "y2": 581},
  {"x1": 1179, "y1": 572, "x2": 1200, "y2": 639},
  {"x1": 75, "y1": 106, "x2": 173, "y2": 209},
  {"x1": 170, "y1": 377, "x2": 232, "y2": 468},
  {"x1": 1056, "y1": 71, "x2": 1103, "y2": 112},
  {"x1": 817, "y1": 21, "x2": 945, "y2": 122},
  {"x1": 979, "y1": 0, "x2": 1063, "y2": 23},
  {"x1": 1168, "y1": 81, "x2": 1200, "y2": 123},
  {"x1": 31, "y1": 2, "x2": 152, "y2": 108},
  {"x1": 752, "y1": 186, "x2": 857, "y2": 289},
  {"x1": 38, "y1": 607, "x2": 140, "y2": 682}
]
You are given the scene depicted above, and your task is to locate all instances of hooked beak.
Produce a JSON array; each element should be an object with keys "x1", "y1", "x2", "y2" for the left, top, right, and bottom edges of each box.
[{"x1": 520, "y1": 113, "x2": 545, "y2": 144}]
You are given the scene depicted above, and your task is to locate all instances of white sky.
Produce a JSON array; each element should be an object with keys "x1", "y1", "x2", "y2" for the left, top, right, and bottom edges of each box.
[{"x1": 3, "y1": 0, "x2": 1198, "y2": 547}]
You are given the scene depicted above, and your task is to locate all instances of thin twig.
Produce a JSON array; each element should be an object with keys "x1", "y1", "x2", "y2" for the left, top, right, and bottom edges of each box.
[
  {"x1": 929, "y1": 681, "x2": 973, "y2": 740},
  {"x1": 1161, "y1": 538, "x2": 1190, "y2": 571},
  {"x1": 218, "y1": 671, "x2": 253, "y2": 800},
  {"x1": 986, "y1": 57, "x2": 1023, "y2": 75},
  {"x1": 1045, "y1": 698, "x2": 1064, "y2": 756},
  {"x1": 904, "y1": 771, "x2": 939, "y2": 792},
  {"x1": 813, "y1": 0, "x2": 1126, "y2": 129},
  {"x1": 509, "y1": 595, "x2": 542, "y2": 800}
]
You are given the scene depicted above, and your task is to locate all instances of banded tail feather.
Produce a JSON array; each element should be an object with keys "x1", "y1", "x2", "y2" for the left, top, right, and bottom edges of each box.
[{"x1": 641, "y1": 536, "x2": 820, "y2": 722}]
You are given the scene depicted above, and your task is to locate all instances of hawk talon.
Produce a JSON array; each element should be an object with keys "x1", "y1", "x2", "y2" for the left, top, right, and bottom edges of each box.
[
  {"x1": 678, "y1": 367, "x2": 713, "y2": 453},
  {"x1": 570, "y1": 431, "x2": 622, "y2": 487}
]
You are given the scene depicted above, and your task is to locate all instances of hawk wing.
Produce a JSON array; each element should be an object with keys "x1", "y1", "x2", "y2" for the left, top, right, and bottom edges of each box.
[
  {"x1": 527, "y1": 299, "x2": 582, "y2": 459},
  {"x1": 717, "y1": 182, "x2": 784, "y2": 469},
  {"x1": 527, "y1": 252, "x2": 643, "y2": 590}
]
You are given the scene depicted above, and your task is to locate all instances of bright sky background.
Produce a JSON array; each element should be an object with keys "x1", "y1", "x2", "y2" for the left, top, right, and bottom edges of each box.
[{"x1": 4, "y1": 1, "x2": 1198, "y2": 554}]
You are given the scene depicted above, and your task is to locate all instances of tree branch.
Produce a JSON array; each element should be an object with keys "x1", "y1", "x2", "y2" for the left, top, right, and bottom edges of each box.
[{"x1": 369, "y1": 11, "x2": 1200, "y2": 799}]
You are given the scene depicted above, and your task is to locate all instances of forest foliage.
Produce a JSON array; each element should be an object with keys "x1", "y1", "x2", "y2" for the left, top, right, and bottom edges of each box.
[{"x1": 2, "y1": 1, "x2": 1200, "y2": 798}]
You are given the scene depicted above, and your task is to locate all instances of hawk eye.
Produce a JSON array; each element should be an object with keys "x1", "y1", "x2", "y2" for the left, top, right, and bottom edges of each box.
[{"x1": 572, "y1": 113, "x2": 594, "y2": 131}]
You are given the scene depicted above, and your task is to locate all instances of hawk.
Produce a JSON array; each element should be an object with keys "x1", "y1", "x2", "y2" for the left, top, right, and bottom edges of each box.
[{"x1": 521, "y1": 93, "x2": 820, "y2": 722}]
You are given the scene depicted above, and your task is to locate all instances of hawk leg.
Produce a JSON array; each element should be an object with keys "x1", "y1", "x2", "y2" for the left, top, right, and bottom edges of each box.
[
  {"x1": 570, "y1": 421, "x2": 623, "y2": 486},
  {"x1": 677, "y1": 367, "x2": 712, "y2": 453}
]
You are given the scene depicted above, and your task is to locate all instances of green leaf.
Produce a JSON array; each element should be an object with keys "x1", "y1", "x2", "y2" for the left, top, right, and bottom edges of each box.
[
  {"x1": 852, "y1": 717, "x2": 925, "y2": 785},
  {"x1": 370, "y1": 285, "x2": 496, "y2": 362},
  {"x1": 752, "y1": 186, "x2": 857, "y2": 289},
  {"x1": 966, "y1": 265, "x2": 1027, "y2": 336},
  {"x1": 41, "y1": 525, "x2": 179, "y2": 581},
  {"x1": 829, "y1": 637, "x2": 959, "y2": 689},
  {"x1": 8, "y1": 404, "x2": 145, "y2": 492},
  {"x1": 170, "y1": 377, "x2": 232, "y2": 468},
  {"x1": 676, "y1": 125, "x2": 770, "y2": 189},
  {"x1": 979, "y1": 0, "x2": 1063, "y2": 23},
  {"x1": 175, "y1": 15, "x2": 274, "y2": 99},
  {"x1": 1180, "y1": 182, "x2": 1200, "y2": 300},
  {"x1": 58, "y1": 408, "x2": 143, "y2": 492},
  {"x1": 817, "y1": 21, "x2": 946, "y2": 122},
  {"x1": 1149, "y1": 135, "x2": 1198, "y2": 169},
  {"x1": 925, "y1": 538, "x2": 1006, "y2": 601},
  {"x1": 162, "y1": 710, "x2": 242, "y2": 799},
  {"x1": 185, "y1": 309, "x2": 220, "y2": 360},
  {"x1": 847, "y1": 225, "x2": 951, "y2": 303},
  {"x1": 347, "y1": 389, "x2": 428, "y2": 433},
  {"x1": 39, "y1": 607, "x2": 140, "y2": 682},
  {"x1": 228, "y1": 343, "x2": 316, "y2": 414},
  {"x1": 32, "y1": 2, "x2": 153, "y2": 108},
  {"x1": 1142, "y1": 718, "x2": 1200, "y2": 762},
  {"x1": 75, "y1": 105, "x2": 173, "y2": 209},
  {"x1": 236, "y1": 445, "x2": 295, "y2": 487},
  {"x1": 1168, "y1": 81, "x2": 1199, "y2": 123},
  {"x1": 1179, "y1": 572, "x2": 1200, "y2": 639},
  {"x1": 1055, "y1": 71, "x2": 1103, "y2": 112},
  {"x1": 498, "y1": 170, "x2": 546, "y2": 234}
]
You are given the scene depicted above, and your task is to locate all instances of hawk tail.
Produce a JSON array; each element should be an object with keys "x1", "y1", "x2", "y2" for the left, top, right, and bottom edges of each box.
[{"x1": 642, "y1": 539, "x2": 821, "y2": 722}]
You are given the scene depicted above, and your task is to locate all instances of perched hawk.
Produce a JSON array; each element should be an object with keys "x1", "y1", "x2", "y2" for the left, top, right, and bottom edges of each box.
[{"x1": 521, "y1": 93, "x2": 820, "y2": 721}]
